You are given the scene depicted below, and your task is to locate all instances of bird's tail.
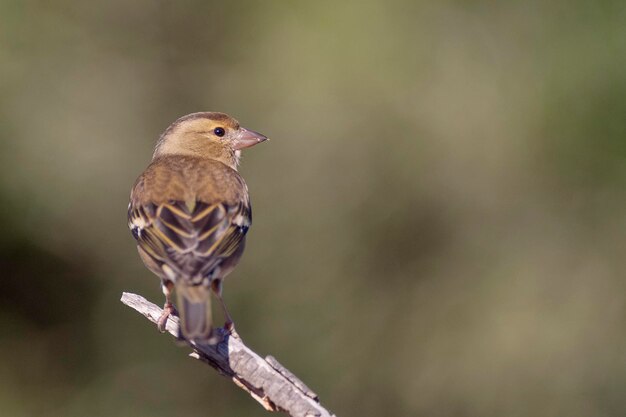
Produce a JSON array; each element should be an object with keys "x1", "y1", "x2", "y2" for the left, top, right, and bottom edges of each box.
[{"x1": 176, "y1": 282, "x2": 215, "y2": 344}]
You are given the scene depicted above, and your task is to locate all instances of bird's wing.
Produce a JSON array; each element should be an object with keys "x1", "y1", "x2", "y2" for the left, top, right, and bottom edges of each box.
[
  {"x1": 129, "y1": 199, "x2": 250, "y2": 283},
  {"x1": 128, "y1": 157, "x2": 251, "y2": 283}
]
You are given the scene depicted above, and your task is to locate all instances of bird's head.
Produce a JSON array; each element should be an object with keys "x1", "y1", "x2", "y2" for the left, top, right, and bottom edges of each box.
[{"x1": 153, "y1": 112, "x2": 268, "y2": 169}]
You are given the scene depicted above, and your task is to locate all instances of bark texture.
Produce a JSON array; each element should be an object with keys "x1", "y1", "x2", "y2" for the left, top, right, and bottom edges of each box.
[{"x1": 121, "y1": 292, "x2": 335, "y2": 417}]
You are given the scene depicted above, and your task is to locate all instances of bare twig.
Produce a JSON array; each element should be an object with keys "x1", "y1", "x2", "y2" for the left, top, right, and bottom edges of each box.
[{"x1": 120, "y1": 292, "x2": 335, "y2": 417}]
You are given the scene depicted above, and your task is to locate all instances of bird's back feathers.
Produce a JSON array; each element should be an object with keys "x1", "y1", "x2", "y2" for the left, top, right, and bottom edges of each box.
[
  {"x1": 131, "y1": 155, "x2": 249, "y2": 207},
  {"x1": 128, "y1": 155, "x2": 251, "y2": 283}
]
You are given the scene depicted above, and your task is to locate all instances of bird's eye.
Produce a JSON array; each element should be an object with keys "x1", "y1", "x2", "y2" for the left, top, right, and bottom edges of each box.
[{"x1": 214, "y1": 127, "x2": 225, "y2": 137}]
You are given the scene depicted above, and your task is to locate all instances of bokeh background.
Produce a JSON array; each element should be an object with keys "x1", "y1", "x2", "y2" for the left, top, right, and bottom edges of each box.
[{"x1": 1, "y1": 1, "x2": 625, "y2": 416}]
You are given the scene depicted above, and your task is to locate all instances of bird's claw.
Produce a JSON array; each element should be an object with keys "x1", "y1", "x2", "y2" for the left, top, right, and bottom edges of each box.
[
  {"x1": 222, "y1": 321, "x2": 240, "y2": 339},
  {"x1": 224, "y1": 320, "x2": 235, "y2": 332},
  {"x1": 157, "y1": 303, "x2": 177, "y2": 333}
]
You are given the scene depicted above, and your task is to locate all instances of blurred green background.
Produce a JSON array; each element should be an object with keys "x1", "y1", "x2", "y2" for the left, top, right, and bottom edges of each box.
[{"x1": 1, "y1": 1, "x2": 625, "y2": 416}]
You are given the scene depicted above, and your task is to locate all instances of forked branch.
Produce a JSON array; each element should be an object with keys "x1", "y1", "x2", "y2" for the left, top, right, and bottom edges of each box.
[{"x1": 120, "y1": 292, "x2": 335, "y2": 417}]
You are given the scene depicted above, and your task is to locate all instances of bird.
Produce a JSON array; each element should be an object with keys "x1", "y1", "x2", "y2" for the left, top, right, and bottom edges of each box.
[{"x1": 127, "y1": 112, "x2": 267, "y2": 344}]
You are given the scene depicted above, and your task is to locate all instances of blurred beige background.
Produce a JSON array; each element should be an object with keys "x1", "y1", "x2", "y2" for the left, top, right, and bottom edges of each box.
[{"x1": 1, "y1": 1, "x2": 625, "y2": 416}]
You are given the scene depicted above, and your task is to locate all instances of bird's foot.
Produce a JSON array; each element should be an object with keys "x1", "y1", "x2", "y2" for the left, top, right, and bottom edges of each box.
[
  {"x1": 222, "y1": 321, "x2": 239, "y2": 339},
  {"x1": 157, "y1": 302, "x2": 177, "y2": 333},
  {"x1": 224, "y1": 320, "x2": 234, "y2": 332}
]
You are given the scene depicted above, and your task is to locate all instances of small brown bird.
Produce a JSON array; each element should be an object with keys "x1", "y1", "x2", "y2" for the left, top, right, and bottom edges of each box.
[{"x1": 128, "y1": 112, "x2": 267, "y2": 343}]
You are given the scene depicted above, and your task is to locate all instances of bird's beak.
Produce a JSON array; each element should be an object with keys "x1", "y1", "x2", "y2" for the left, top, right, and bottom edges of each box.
[{"x1": 233, "y1": 128, "x2": 268, "y2": 150}]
